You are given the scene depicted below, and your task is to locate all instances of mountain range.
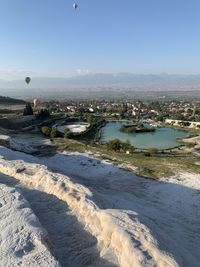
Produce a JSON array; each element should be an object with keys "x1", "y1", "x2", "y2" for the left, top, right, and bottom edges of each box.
[{"x1": 1, "y1": 73, "x2": 200, "y2": 89}]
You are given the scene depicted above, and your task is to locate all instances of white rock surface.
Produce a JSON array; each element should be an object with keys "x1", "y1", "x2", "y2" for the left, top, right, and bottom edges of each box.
[
  {"x1": 0, "y1": 134, "x2": 36, "y2": 153},
  {"x1": 0, "y1": 182, "x2": 60, "y2": 267},
  {"x1": 0, "y1": 146, "x2": 199, "y2": 267}
]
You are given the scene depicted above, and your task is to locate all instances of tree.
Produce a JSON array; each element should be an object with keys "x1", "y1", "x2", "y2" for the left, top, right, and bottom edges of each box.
[
  {"x1": 106, "y1": 139, "x2": 131, "y2": 152},
  {"x1": 121, "y1": 140, "x2": 131, "y2": 151},
  {"x1": 157, "y1": 115, "x2": 164, "y2": 122},
  {"x1": 195, "y1": 116, "x2": 200, "y2": 122},
  {"x1": 41, "y1": 126, "x2": 51, "y2": 136},
  {"x1": 50, "y1": 128, "x2": 57, "y2": 139},
  {"x1": 23, "y1": 103, "x2": 33, "y2": 116},
  {"x1": 64, "y1": 128, "x2": 72, "y2": 138},
  {"x1": 174, "y1": 114, "x2": 185, "y2": 120},
  {"x1": 106, "y1": 139, "x2": 121, "y2": 152},
  {"x1": 83, "y1": 113, "x2": 96, "y2": 124},
  {"x1": 36, "y1": 109, "x2": 50, "y2": 119}
]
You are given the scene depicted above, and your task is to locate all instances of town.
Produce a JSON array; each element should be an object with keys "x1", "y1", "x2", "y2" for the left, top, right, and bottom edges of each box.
[{"x1": 27, "y1": 97, "x2": 200, "y2": 128}]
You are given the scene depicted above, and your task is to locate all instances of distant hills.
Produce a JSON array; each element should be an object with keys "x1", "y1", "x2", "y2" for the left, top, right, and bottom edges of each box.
[
  {"x1": 1, "y1": 73, "x2": 200, "y2": 89},
  {"x1": 63, "y1": 73, "x2": 200, "y2": 87},
  {"x1": 0, "y1": 73, "x2": 200, "y2": 101}
]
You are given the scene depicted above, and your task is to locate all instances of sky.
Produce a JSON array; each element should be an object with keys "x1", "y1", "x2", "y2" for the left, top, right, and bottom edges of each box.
[{"x1": 0, "y1": 0, "x2": 200, "y2": 80}]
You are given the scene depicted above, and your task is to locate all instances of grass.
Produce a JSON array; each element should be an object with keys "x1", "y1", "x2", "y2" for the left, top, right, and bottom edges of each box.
[{"x1": 51, "y1": 137, "x2": 200, "y2": 179}]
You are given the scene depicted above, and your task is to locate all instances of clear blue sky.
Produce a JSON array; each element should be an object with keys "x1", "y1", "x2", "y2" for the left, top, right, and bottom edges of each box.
[{"x1": 0, "y1": 0, "x2": 200, "y2": 79}]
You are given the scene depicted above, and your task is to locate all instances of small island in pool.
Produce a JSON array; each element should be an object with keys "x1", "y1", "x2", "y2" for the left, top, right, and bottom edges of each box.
[{"x1": 120, "y1": 123, "x2": 155, "y2": 133}]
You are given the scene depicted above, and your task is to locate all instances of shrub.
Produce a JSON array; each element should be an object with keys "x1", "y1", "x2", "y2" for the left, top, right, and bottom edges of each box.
[
  {"x1": 182, "y1": 122, "x2": 191, "y2": 127},
  {"x1": 186, "y1": 142, "x2": 196, "y2": 148},
  {"x1": 129, "y1": 146, "x2": 135, "y2": 153},
  {"x1": 148, "y1": 148, "x2": 159, "y2": 154}
]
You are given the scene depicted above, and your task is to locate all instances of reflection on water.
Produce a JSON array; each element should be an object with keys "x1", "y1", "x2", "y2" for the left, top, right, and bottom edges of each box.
[{"x1": 100, "y1": 122, "x2": 188, "y2": 149}]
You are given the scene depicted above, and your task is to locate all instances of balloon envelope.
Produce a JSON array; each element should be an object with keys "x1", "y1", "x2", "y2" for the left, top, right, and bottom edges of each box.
[
  {"x1": 73, "y1": 3, "x2": 78, "y2": 9},
  {"x1": 25, "y1": 77, "x2": 31, "y2": 84}
]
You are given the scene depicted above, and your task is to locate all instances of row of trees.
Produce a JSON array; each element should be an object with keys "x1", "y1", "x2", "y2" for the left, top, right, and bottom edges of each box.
[
  {"x1": 65, "y1": 113, "x2": 104, "y2": 125},
  {"x1": 106, "y1": 139, "x2": 162, "y2": 156},
  {"x1": 23, "y1": 103, "x2": 50, "y2": 119},
  {"x1": 41, "y1": 126, "x2": 71, "y2": 139}
]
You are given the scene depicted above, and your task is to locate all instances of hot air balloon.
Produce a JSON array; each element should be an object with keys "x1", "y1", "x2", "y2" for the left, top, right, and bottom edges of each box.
[
  {"x1": 25, "y1": 77, "x2": 31, "y2": 85},
  {"x1": 73, "y1": 3, "x2": 78, "y2": 9}
]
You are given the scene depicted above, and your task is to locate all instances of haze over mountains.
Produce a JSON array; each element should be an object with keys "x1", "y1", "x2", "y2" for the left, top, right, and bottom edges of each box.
[
  {"x1": 1, "y1": 73, "x2": 200, "y2": 89},
  {"x1": 1, "y1": 73, "x2": 200, "y2": 101}
]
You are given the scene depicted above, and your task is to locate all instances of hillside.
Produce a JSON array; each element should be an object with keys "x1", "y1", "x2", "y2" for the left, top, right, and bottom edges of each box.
[{"x1": 0, "y1": 96, "x2": 26, "y2": 105}]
